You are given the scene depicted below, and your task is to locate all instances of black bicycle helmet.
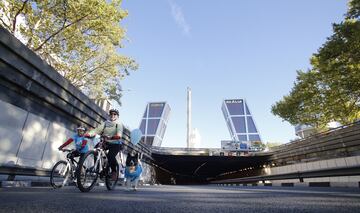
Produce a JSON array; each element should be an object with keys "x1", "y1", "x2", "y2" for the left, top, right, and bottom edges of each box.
[{"x1": 109, "y1": 108, "x2": 119, "y2": 116}]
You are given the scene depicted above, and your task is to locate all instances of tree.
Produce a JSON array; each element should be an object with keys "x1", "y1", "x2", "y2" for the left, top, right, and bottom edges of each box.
[
  {"x1": 265, "y1": 142, "x2": 283, "y2": 151},
  {"x1": 0, "y1": 0, "x2": 138, "y2": 105},
  {"x1": 272, "y1": 0, "x2": 360, "y2": 129}
]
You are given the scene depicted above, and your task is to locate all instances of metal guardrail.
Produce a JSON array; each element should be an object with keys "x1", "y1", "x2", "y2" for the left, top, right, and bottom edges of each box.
[
  {"x1": 0, "y1": 131, "x2": 153, "y2": 179},
  {"x1": 0, "y1": 165, "x2": 51, "y2": 178},
  {"x1": 0, "y1": 145, "x2": 152, "y2": 180},
  {"x1": 271, "y1": 120, "x2": 360, "y2": 152},
  {"x1": 0, "y1": 130, "x2": 153, "y2": 180},
  {"x1": 210, "y1": 165, "x2": 360, "y2": 184},
  {"x1": 122, "y1": 128, "x2": 152, "y2": 161},
  {"x1": 267, "y1": 121, "x2": 360, "y2": 165}
]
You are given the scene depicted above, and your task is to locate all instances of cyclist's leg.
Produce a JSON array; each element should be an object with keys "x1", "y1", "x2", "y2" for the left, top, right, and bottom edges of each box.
[
  {"x1": 69, "y1": 150, "x2": 81, "y2": 166},
  {"x1": 72, "y1": 150, "x2": 81, "y2": 159},
  {"x1": 76, "y1": 152, "x2": 86, "y2": 179},
  {"x1": 107, "y1": 143, "x2": 121, "y2": 173},
  {"x1": 79, "y1": 153, "x2": 85, "y2": 161},
  {"x1": 71, "y1": 151, "x2": 82, "y2": 180},
  {"x1": 78, "y1": 152, "x2": 86, "y2": 170}
]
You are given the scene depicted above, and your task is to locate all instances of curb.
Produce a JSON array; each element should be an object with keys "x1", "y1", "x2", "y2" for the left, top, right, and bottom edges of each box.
[
  {"x1": 0, "y1": 180, "x2": 126, "y2": 188},
  {"x1": 0, "y1": 180, "x2": 52, "y2": 188},
  {"x1": 216, "y1": 181, "x2": 360, "y2": 188},
  {"x1": 1, "y1": 181, "x2": 32, "y2": 187}
]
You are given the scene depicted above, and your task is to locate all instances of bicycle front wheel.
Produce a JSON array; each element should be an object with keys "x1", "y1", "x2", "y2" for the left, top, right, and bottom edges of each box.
[
  {"x1": 76, "y1": 150, "x2": 98, "y2": 192},
  {"x1": 105, "y1": 164, "x2": 119, "y2": 190},
  {"x1": 50, "y1": 160, "x2": 70, "y2": 189}
]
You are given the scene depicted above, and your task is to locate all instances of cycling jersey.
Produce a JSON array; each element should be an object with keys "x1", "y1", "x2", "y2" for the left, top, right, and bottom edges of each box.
[
  {"x1": 59, "y1": 134, "x2": 88, "y2": 153},
  {"x1": 89, "y1": 120, "x2": 123, "y2": 144},
  {"x1": 73, "y1": 134, "x2": 89, "y2": 153}
]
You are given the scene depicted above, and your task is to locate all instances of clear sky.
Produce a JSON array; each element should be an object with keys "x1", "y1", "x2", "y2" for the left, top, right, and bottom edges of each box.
[{"x1": 117, "y1": 0, "x2": 348, "y2": 148}]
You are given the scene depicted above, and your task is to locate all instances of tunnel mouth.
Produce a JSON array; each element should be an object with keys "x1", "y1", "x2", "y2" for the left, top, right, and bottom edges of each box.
[{"x1": 151, "y1": 153, "x2": 271, "y2": 185}]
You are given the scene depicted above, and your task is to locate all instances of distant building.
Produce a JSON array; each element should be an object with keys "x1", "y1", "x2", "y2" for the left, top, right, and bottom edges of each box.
[
  {"x1": 139, "y1": 102, "x2": 171, "y2": 146},
  {"x1": 327, "y1": 121, "x2": 341, "y2": 129},
  {"x1": 295, "y1": 124, "x2": 315, "y2": 139},
  {"x1": 221, "y1": 99, "x2": 262, "y2": 143},
  {"x1": 295, "y1": 121, "x2": 342, "y2": 139},
  {"x1": 221, "y1": 140, "x2": 250, "y2": 151},
  {"x1": 92, "y1": 99, "x2": 112, "y2": 112}
]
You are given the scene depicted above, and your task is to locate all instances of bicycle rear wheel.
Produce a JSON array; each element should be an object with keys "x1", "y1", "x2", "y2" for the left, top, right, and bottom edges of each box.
[
  {"x1": 105, "y1": 164, "x2": 119, "y2": 190},
  {"x1": 76, "y1": 150, "x2": 98, "y2": 192},
  {"x1": 50, "y1": 160, "x2": 70, "y2": 189}
]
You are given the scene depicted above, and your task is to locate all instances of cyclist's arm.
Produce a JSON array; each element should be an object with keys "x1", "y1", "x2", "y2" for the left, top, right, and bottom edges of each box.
[
  {"x1": 111, "y1": 135, "x2": 121, "y2": 140},
  {"x1": 58, "y1": 138, "x2": 74, "y2": 150},
  {"x1": 86, "y1": 122, "x2": 105, "y2": 137}
]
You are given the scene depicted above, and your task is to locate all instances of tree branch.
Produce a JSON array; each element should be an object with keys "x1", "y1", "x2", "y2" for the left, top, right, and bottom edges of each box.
[
  {"x1": 26, "y1": 19, "x2": 38, "y2": 47},
  {"x1": 12, "y1": 0, "x2": 29, "y2": 33},
  {"x1": 79, "y1": 61, "x2": 115, "y2": 80},
  {"x1": 85, "y1": 60, "x2": 110, "y2": 75},
  {"x1": 0, "y1": 17, "x2": 10, "y2": 30},
  {"x1": 79, "y1": 52, "x2": 99, "y2": 68},
  {"x1": 33, "y1": 14, "x2": 89, "y2": 52}
]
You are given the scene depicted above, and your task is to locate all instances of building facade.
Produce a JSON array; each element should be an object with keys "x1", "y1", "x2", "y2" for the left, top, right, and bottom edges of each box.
[
  {"x1": 221, "y1": 99, "x2": 262, "y2": 143},
  {"x1": 139, "y1": 102, "x2": 171, "y2": 146},
  {"x1": 295, "y1": 124, "x2": 315, "y2": 139}
]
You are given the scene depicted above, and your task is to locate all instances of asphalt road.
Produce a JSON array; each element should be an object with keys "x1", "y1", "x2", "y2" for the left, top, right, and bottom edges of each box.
[{"x1": 0, "y1": 185, "x2": 359, "y2": 213}]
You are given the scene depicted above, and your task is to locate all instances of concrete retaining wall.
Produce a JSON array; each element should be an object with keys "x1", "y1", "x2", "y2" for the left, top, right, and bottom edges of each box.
[
  {"x1": 0, "y1": 26, "x2": 109, "y2": 170},
  {"x1": 0, "y1": 26, "x2": 156, "y2": 184},
  {"x1": 267, "y1": 156, "x2": 360, "y2": 184},
  {"x1": 0, "y1": 99, "x2": 73, "y2": 168}
]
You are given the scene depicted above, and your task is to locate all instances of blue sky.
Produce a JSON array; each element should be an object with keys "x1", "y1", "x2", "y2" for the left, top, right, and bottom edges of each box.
[{"x1": 118, "y1": 0, "x2": 348, "y2": 148}]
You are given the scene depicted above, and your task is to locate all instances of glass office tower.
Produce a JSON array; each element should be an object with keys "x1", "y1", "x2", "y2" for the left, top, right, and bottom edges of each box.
[
  {"x1": 221, "y1": 99, "x2": 262, "y2": 142},
  {"x1": 139, "y1": 102, "x2": 171, "y2": 146}
]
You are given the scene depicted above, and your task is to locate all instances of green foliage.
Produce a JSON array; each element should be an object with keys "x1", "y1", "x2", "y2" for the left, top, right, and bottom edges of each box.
[
  {"x1": 265, "y1": 142, "x2": 282, "y2": 148},
  {"x1": 272, "y1": 0, "x2": 360, "y2": 128},
  {"x1": 0, "y1": 0, "x2": 138, "y2": 105}
]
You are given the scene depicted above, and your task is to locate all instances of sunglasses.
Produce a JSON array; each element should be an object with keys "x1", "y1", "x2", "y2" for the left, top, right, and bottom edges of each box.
[{"x1": 110, "y1": 113, "x2": 118, "y2": 116}]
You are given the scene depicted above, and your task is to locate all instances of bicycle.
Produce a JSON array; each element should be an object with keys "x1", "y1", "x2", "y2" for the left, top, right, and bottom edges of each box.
[
  {"x1": 50, "y1": 149, "x2": 80, "y2": 188},
  {"x1": 76, "y1": 137, "x2": 119, "y2": 192}
]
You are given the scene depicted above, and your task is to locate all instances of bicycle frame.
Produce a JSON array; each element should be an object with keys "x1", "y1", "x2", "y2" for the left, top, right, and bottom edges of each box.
[
  {"x1": 76, "y1": 140, "x2": 121, "y2": 192},
  {"x1": 61, "y1": 160, "x2": 72, "y2": 187},
  {"x1": 51, "y1": 149, "x2": 78, "y2": 188},
  {"x1": 93, "y1": 146, "x2": 108, "y2": 175}
]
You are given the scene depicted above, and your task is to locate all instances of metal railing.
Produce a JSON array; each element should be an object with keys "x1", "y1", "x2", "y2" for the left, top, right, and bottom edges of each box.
[
  {"x1": 0, "y1": 131, "x2": 153, "y2": 180},
  {"x1": 122, "y1": 128, "x2": 152, "y2": 161},
  {"x1": 267, "y1": 121, "x2": 360, "y2": 166},
  {"x1": 210, "y1": 165, "x2": 360, "y2": 184},
  {"x1": 0, "y1": 165, "x2": 51, "y2": 180}
]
